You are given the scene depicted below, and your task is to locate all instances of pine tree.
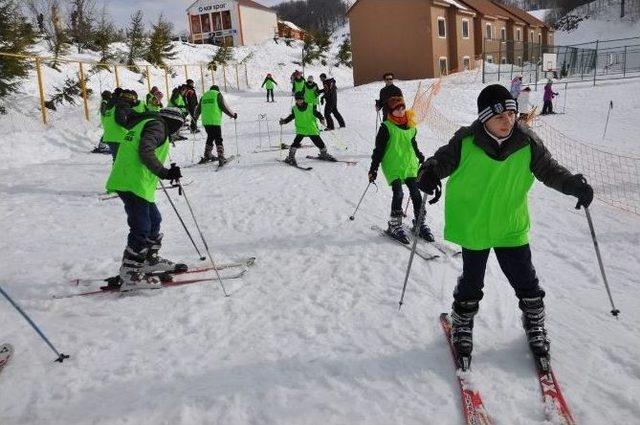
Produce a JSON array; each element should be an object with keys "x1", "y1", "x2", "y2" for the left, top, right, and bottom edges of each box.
[
  {"x1": 0, "y1": 0, "x2": 36, "y2": 112},
  {"x1": 146, "y1": 14, "x2": 177, "y2": 67},
  {"x1": 50, "y1": 1, "x2": 70, "y2": 70},
  {"x1": 125, "y1": 10, "x2": 146, "y2": 70},
  {"x1": 209, "y1": 41, "x2": 234, "y2": 68},
  {"x1": 336, "y1": 37, "x2": 352, "y2": 68},
  {"x1": 69, "y1": 0, "x2": 96, "y2": 53},
  {"x1": 93, "y1": 5, "x2": 115, "y2": 65}
]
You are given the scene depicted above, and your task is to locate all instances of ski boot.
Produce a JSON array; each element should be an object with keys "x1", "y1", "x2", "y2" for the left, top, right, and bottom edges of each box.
[
  {"x1": 412, "y1": 217, "x2": 435, "y2": 242},
  {"x1": 284, "y1": 147, "x2": 298, "y2": 166},
  {"x1": 119, "y1": 246, "x2": 162, "y2": 292},
  {"x1": 386, "y1": 212, "x2": 410, "y2": 244},
  {"x1": 450, "y1": 299, "x2": 479, "y2": 370},
  {"x1": 217, "y1": 145, "x2": 228, "y2": 166},
  {"x1": 318, "y1": 148, "x2": 337, "y2": 162},
  {"x1": 142, "y1": 233, "x2": 187, "y2": 274},
  {"x1": 198, "y1": 146, "x2": 218, "y2": 164},
  {"x1": 520, "y1": 297, "x2": 550, "y2": 360}
]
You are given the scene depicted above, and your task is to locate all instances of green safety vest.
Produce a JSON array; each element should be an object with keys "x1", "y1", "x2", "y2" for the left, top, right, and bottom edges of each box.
[
  {"x1": 146, "y1": 93, "x2": 162, "y2": 112},
  {"x1": 171, "y1": 94, "x2": 187, "y2": 112},
  {"x1": 293, "y1": 105, "x2": 319, "y2": 136},
  {"x1": 304, "y1": 84, "x2": 319, "y2": 105},
  {"x1": 132, "y1": 101, "x2": 146, "y2": 113},
  {"x1": 200, "y1": 90, "x2": 222, "y2": 126},
  {"x1": 101, "y1": 106, "x2": 127, "y2": 144},
  {"x1": 264, "y1": 79, "x2": 275, "y2": 90},
  {"x1": 105, "y1": 118, "x2": 170, "y2": 203},
  {"x1": 293, "y1": 79, "x2": 305, "y2": 94},
  {"x1": 444, "y1": 135, "x2": 535, "y2": 250},
  {"x1": 380, "y1": 121, "x2": 419, "y2": 185}
]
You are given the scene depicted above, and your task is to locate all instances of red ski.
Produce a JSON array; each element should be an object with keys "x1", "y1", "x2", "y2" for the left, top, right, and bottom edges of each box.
[
  {"x1": 440, "y1": 313, "x2": 494, "y2": 425},
  {"x1": 535, "y1": 357, "x2": 576, "y2": 425}
]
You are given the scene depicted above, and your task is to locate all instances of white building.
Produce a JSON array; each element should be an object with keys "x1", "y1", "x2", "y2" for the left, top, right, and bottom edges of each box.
[{"x1": 186, "y1": 0, "x2": 278, "y2": 47}]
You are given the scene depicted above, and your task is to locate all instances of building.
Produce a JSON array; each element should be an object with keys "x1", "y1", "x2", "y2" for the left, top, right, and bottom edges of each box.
[
  {"x1": 347, "y1": 0, "x2": 477, "y2": 86},
  {"x1": 187, "y1": 0, "x2": 277, "y2": 46},
  {"x1": 277, "y1": 20, "x2": 305, "y2": 40}
]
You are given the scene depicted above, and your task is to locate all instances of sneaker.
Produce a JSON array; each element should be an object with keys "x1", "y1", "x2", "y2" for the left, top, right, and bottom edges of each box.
[{"x1": 520, "y1": 297, "x2": 550, "y2": 357}]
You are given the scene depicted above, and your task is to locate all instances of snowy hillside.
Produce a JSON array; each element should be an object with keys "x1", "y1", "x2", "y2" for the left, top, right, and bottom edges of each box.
[{"x1": 1, "y1": 41, "x2": 640, "y2": 424}]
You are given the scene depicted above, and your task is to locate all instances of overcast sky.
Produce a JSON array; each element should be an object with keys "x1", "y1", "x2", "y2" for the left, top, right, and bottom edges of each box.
[{"x1": 107, "y1": 0, "x2": 284, "y2": 33}]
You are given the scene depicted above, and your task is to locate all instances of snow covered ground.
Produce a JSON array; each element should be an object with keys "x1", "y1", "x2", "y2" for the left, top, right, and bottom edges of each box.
[{"x1": 1, "y1": 46, "x2": 640, "y2": 424}]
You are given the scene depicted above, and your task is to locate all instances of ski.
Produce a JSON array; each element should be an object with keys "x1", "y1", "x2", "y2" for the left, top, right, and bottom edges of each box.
[
  {"x1": 253, "y1": 144, "x2": 314, "y2": 153},
  {"x1": 215, "y1": 155, "x2": 237, "y2": 172},
  {"x1": 69, "y1": 257, "x2": 256, "y2": 286},
  {"x1": 54, "y1": 269, "x2": 248, "y2": 299},
  {"x1": 371, "y1": 225, "x2": 439, "y2": 261},
  {"x1": 534, "y1": 356, "x2": 576, "y2": 425},
  {"x1": 423, "y1": 239, "x2": 462, "y2": 257},
  {"x1": 0, "y1": 343, "x2": 13, "y2": 376},
  {"x1": 440, "y1": 313, "x2": 494, "y2": 425},
  {"x1": 305, "y1": 155, "x2": 358, "y2": 166},
  {"x1": 276, "y1": 159, "x2": 313, "y2": 171},
  {"x1": 99, "y1": 180, "x2": 193, "y2": 201}
]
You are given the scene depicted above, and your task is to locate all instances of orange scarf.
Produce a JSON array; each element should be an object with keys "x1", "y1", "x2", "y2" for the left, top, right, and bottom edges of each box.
[{"x1": 388, "y1": 112, "x2": 408, "y2": 126}]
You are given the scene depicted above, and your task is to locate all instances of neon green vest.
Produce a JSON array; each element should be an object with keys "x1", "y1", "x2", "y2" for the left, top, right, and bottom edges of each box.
[
  {"x1": 200, "y1": 90, "x2": 222, "y2": 126},
  {"x1": 380, "y1": 121, "x2": 419, "y2": 185},
  {"x1": 105, "y1": 118, "x2": 170, "y2": 203},
  {"x1": 132, "y1": 101, "x2": 146, "y2": 113},
  {"x1": 293, "y1": 105, "x2": 319, "y2": 136},
  {"x1": 264, "y1": 79, "x2": 275, "y2": 90},
  {"x1": 102, "y1": 106, "x2": 127, "y2": 144},
  {"x1": 171, "y1": 94, "x2": 187, "y2": 112},
  {"x1": 444, "y1": 135, "x2": 535, "y2": 250},
  {"x1": 304, "y1": 84, "x2": 319, "y2": 105},
  {"x1": 293, "y1": 79, "x2": 305, "y2": 94},
  {"x1": 146, "y1": 93, "x2": 161, "y2": 112}
]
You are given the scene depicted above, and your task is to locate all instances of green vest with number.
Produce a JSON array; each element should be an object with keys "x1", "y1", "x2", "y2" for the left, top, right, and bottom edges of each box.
[
  {"x1": 293, "y1": 105, "x2": 319, "y2": 136},
  {"x1": 444, "y1": 135, "x2": 535, "y2": 250},
  {"x1": 101, "y1": 106, "x2": 127, "y2": 144},
  {"x1": 380, "y1": 121, "x2": 419, "y2": 185},
  {"x1": 200, "y1": 90, "x2": 222, "y2": 126},
  {"x1": 293, "y1": 79, "x2": 305, "y2": 94},
  {"x1": 105, "y1": 118, "x2": 170, "y2": 202}
]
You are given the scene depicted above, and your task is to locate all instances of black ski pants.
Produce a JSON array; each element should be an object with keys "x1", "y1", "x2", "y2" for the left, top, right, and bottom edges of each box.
[
  {"x1": 454, "y1": 244, "x2": 545, "y2": 303},
  {"x1": 292, "y1": 134, "x2": 325, "y2": 150},
  {"x1": 266, "y1": 89, "x2": 274, "y2": 102},
  {"x1": 391, "y1": 178, "x2": 422, "y2": 220},
  {"x1": 324, "y1": 102, "x2": 345, "y2": 129},
  {"x1": 542, "y1": 100, "x2": 554, "y2": 114},
  {"x1": 204, "y1": 125, "x2": 223, "y2": 148}
]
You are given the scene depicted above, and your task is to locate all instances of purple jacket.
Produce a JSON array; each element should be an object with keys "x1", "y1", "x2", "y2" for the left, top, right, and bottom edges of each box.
[{"x1": 543, "y1": 84, "x2": 557, "y2": 102}]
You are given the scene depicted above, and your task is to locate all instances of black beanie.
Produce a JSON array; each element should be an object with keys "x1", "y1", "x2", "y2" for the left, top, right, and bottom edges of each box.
[
  {"x1": 477, "y1": 84, "x2": 518, "y2": 123},
  {"x1": 294, "y1": 91, "x2": 304, "y2": 100}
]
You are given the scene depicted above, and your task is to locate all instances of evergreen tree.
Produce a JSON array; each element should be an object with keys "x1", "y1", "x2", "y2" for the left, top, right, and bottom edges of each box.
[
  {"x1": 336, "y1": 36, "x2": 352, "y2": 68},
  {"x1": 125, "y1": 10, "x2": 146, "y2": 69},
  {"x1": 0, "y1": 0, "x2": 37, "y2": 112},
  {"x1": 146, "y1": 14, "x2": 177, "y2": 67},
  {"x1": 69, "y1": 0, "x2": 96, "y2": 53},
  {"x1": 50, "y1": 1, "x2": 70, "y2": 70},
  {"x1": 209, "y1": 41, "x2": 234, "y2": 68},
  {"x1": 93, "y1": 5, "x2": 115, "y2": 65}
]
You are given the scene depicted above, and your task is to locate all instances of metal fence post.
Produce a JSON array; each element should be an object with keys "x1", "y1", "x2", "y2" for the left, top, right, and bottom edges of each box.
[
  {"x1": 35, "y1": 57, "x2": 48, "y2": 125},
  {"x1": 498, "y1": 41, "x2": 502, "y2": 81},
  {"x1": 593, "y1": 40, "x2": 599, "y2": 86},
  {"x1": 78, "y1": 62, "x2": 90, "y2": 121},
  {"x1": 235, "y1": 63, "x2": 240, "y2": 90},
  {"x1": 482, "y1": 51, "x2": 486, "y2": 83},
  {"x1": 623, "y1": 45, "x2": 627, "y2": 77},
  {"x1": 244, "y1": 63, "x2": 249, "y2": 88}
]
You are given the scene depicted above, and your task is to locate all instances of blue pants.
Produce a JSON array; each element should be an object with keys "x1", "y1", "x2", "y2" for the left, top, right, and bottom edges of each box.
[
  {"x1": 118, "y1": 191, "x2": 162, "y2": 252},
  {"x1": 391, "y1": 178, "x2": 422, "y2": 218}
]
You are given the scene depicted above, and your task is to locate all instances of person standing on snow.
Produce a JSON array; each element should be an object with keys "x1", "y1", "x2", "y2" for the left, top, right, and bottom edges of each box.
[
  {"x1": 261, "y1": 73, "x2": 278, "y2": 102},
  {"x1": 102, "y1": 89, "x2": 149, "y2": 160},
  {"x1": 417, "y1": 84, "x2": 593, "y2": 366},
  {"x1": 184, "y1": 79, "x2": 200, "y2": 133},
  {"x1": 145, "y1": 86, "x2": 163, "y2": 112},
  {"x1": 291, "y1": 70, "x2": 305, "y2": 96},
  {"x1": 319, "y1": 73, "x2": 345, "y2": 130},
  {"x1": 196, "y1": 84, "x2": 238, "y2": 165},
  {"x1": 369, "y1": 96, "x2": 433, "y2": 243},
  {"x1": 93, "y1": 90, "x2": 112, "y2": 154},
  {"x1": 541, "y1": 80, "x2": 559, "y2": 115},
  {"x1": 279, "y1": 91, "x2": 335, "y2": 166},
  {"x1": 376, "y1": 72, "x2": 403, "y2": 120},
  {"x1": 105, "y1": 108, "x2": 187, "y2": 292},
  {"x1": 510, "y1": 75, "x2": 523, "y2": 102},
  {"x1": 303, "y1": 75, "x2": 321, "y2": 110}
]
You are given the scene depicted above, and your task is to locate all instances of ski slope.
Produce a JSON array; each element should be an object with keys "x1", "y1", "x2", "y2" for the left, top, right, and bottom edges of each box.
[{"x1": 0, "y1": 67, "x2": 639, "y2": 424}]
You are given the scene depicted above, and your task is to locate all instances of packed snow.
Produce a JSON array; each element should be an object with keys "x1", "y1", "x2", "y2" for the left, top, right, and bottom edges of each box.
[{"x1": 1, "y1": 35, "x2": 639, "y2": 425}]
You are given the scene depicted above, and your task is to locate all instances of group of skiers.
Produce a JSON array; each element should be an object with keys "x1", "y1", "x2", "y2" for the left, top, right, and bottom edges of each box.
[{"x1": 510, "y1": 75, "x2": 560, "y2": 116}]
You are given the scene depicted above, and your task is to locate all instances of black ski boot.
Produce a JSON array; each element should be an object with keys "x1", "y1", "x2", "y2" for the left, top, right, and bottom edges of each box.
[
  {"x1": 198, "y1": 145, "x2": 218, "y2": 164},
  {"x1": 119, "y1": 246, "x2": 162, "y2": 292},
  {"x1": 412, "y1": 217, "x2": 435, "y2": 242},
  {"x1": 386, "y1": 211, "x2": 410, "y2": 244},
  {"x1": 217, "y1": 145, "x2": 227, "y2": 166},
  {"x1": 520, "y1": 297, "x2": 550, "y2": 359},
  {"x1": 284, "y1": 147, "x2": 298, "y2": 166},
  {"x1": 451, "y1": 299, "x2": 479, "y2": 370},
  {"x1": 318, "y1": 148, "x2": 337, "y2": 162},
  {"x1": 143, "y1": 233, "x2": 187, "y2": 273}
]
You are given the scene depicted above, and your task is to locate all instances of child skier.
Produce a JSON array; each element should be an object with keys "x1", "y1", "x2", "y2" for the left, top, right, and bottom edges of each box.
[
  {"x1": 146, "y1": 86, "x2": 163, "y2": 112},
  {"x1": 261, "y1": 73, "x2": 278, "y2": 102},
  {"x1": 196, "y1": 84, "x2": 238, "y2": 165},
  {"x1": 291, "y1": 71, "x2": 305, "y2": 96},
  {"x1": 105, "y1": 107, "x2": 187, "y2": 292},
  {"x1": 93, "y1": 90, "x2": 112, "y2": 154},
  {"x1": 303, "y1": 75, "x2": 321, "y2": 109},
  {"x1": 279, "y1": 91, "x2": 335, "y2": 166},
  {"x1": 541, "y1": 80, "x2": 559, "y2": 115},
  {"x1": 417, "y1": 84, "x2": 593, "y2": 367},
  {"x1": 369, "y1": 96, "x2": 434, "y2": 244}
]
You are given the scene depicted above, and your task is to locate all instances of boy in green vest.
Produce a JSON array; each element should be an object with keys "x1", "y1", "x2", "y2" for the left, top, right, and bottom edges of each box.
[
  {"x1": 145, "y1": 86, "x2": 163, "y2": 112},
  {"x1": 303, "y1": 75, "x2": 320, "y2": 109},
  {"x1": 105, "y1": 107, "x2": 186, "y2": 292},
  {"x1": 196, "y1": 84, "x2": 238, "y2": 165},
  {"x1": 93, "y1": 90, "x2": 112, "y2": 154},
  {"x1": 369, "y1": 96, "x2": 434, "y2": 244},
  {"x1": 291, "y1": 71, "x2": 305, "y2": 96},
  {"x1": 279, "y1": 91, "x2": 335, "y2": 166},
  {"x1": 417, "y1": 84, "x2": 593, "y2": 366},
  {"x1": 261, "y1": 73, "x2": 277, "y2": 102}
]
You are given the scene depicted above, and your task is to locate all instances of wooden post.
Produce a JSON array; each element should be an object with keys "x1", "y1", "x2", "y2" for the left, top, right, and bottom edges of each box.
[
  {"x1": 199, "y1": 64, "x2": 206, "y2": 94},
  {"x1": 164, "y1": 67, "x2": 170, "y2": 101},
  {"x1": 184, "y1": 64, "x2": 189, "y2": 81},
  {"x1": 210, "y1": 65, "x2": 216, "y2": 85},
  {"x1": 235, "y1": 64, "x2": 240, "y2": 90},
  {"x1": 35, "y1": 57, "x2": 48, "y2": 125},
  {"x1": 145, "y1": 65, "x2": 151, "y2": 93},
  {"x1": 114, "y1": 65, "x2": 120, "y2": 88},
  {"x1": 78, "y1": 62, "x2": 90, "y2": 121},
  {"x1": 223, "y1": 65, "x2": 228, "y2": 91},
  {"x1": 244, "y1": 63, "x2": 249, "y2": 88}
]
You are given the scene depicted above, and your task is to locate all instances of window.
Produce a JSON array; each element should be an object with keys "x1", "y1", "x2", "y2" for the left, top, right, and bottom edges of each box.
[
  {"x1": 222, "y1": 11, "x2": 232, "y2": 30},
  {"x1": 530, "y1": 30, "x2": 534, "y2": 41},
  {"x1": 501, "y1": 27, "x2": 506, "y2": 41},
  {"x1": 517, "y1": 57, "x2": 522, "y2": 66},
  {"x1": 201, "y1": 13, "x2": 211, "y2": 33},
  {"x1": 516, "y1": 28, "x2": 521, "y2": 41},
  {"x1": 538, "y1": 33, "x2": 542, "y2": 44},
  {"x1": 213, "y1": 12, "x2": 222, "y2": 31},
  {"x1": 462, "y1": 19, "x2": 469, "y2": 39},
  {"x1": 486, "y1": 55, "x2": 494, "y2": 63},
  {"x1": 437, "y1": 17, "x2": 446, "y2": 38},
  {"x1": 439, "y1": 57, "x2": 448, "y2": 75},
  {"x1": 485, "y1": 23, "x2": 492, "y2": 40},
  {"x1": 190, "y1": 15, "x2": 202, "y2": 34},
  {"x1": 501, "y1": 57, "x2": 507, "y2": 64},
  {"x1": 463, "y1": 56, "x2": 470, "y2": 70}
]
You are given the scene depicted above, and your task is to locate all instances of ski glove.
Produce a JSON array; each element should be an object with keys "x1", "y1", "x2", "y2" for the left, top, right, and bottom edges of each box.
[
  {"x1": 368, "y1": 170, "x2": 377, "y2": 183},
  {"x1": 233, "y1": 113, "x2": 238, "y2": 119},
  {"x1": 417, "y1": 161, "x2": 442, "y2": 204},
  {"x1": 279, "y1": 119, "x2": 285, "y2": 125},
  {"x1": 164, "y1": 163, "x2": 182, "y2": 182},
  {"x1": 565, "y1": 173, "x2": 593, "y2": 209}
]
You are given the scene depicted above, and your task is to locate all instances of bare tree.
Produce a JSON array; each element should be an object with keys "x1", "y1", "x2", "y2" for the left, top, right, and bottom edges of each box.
[{"x1": 68, "y1": 0, "x2": 96, "y2": 52}]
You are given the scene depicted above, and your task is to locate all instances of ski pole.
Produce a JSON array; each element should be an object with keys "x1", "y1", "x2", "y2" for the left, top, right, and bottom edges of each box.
[
  {"x1": 160, "y1": 180, "x2": 206, "y2": 261},
  {"x1": 0, "y1": 284, "x2": 69, "y2": 363},
  {"x1": 349, "y1": 182, "x2": 375, "y2": 221},
  {"x1": 398, "y1": 195, "x2": 428, "y2": 310},
  {"x1": 583, "y1": 206, "x2": 620, "y2": 317},
  {"x1": 177, "y1": 181, "x2": 230, "y2": 297},
  {"x1": 190, "y1": 131, "x2": 196, "y2": 164},
  {"x1": 602, "y1": 100, "x2": 613, "y2": 142},
  {"x1": 257, "y1": 114, "x2": 263, "y2": 149},
  {"x1": 265, "y1": 116, "x2": 272, "y2": 146},
  {"x1": 403, "y1": 198, "x2": 411, "y2": 217}
]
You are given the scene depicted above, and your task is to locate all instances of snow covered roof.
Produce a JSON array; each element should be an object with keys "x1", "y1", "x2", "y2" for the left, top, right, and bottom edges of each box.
[
  {"x1": 280, "y1": 20, "x2": 304, "y2": 32},
  {"x1": 490, "y1": 0, "x2": 547, "y2": 27},
  {"x1": 437, "y1": 0, "x2": 469, "y2": 11}
]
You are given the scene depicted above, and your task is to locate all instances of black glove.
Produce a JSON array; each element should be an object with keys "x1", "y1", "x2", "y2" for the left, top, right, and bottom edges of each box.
[
  {"x1": 368, "y1": 170, "x2": 377, "y2": 183},
  {"x1": 417, "y1": 153, "x2": 425, "y2": 164},
  {"x1": 320, "y1": 97, "x2": 325, "y2": 105},
  {"x1": 233, "y1": 113, "x2": 238, "y2": 119},
  {"x1": 164, "y1": 163, "x2": 182, "y2": 182},
  {"x1": 417, "y1": 161, "x2": 442, "y2": 204},
  {"x1": 565, "y1": 174, "x2": 593, "y2": 209},
  {"x1": 279, "y1": 119, "x2": 285, "y2": 126}
]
